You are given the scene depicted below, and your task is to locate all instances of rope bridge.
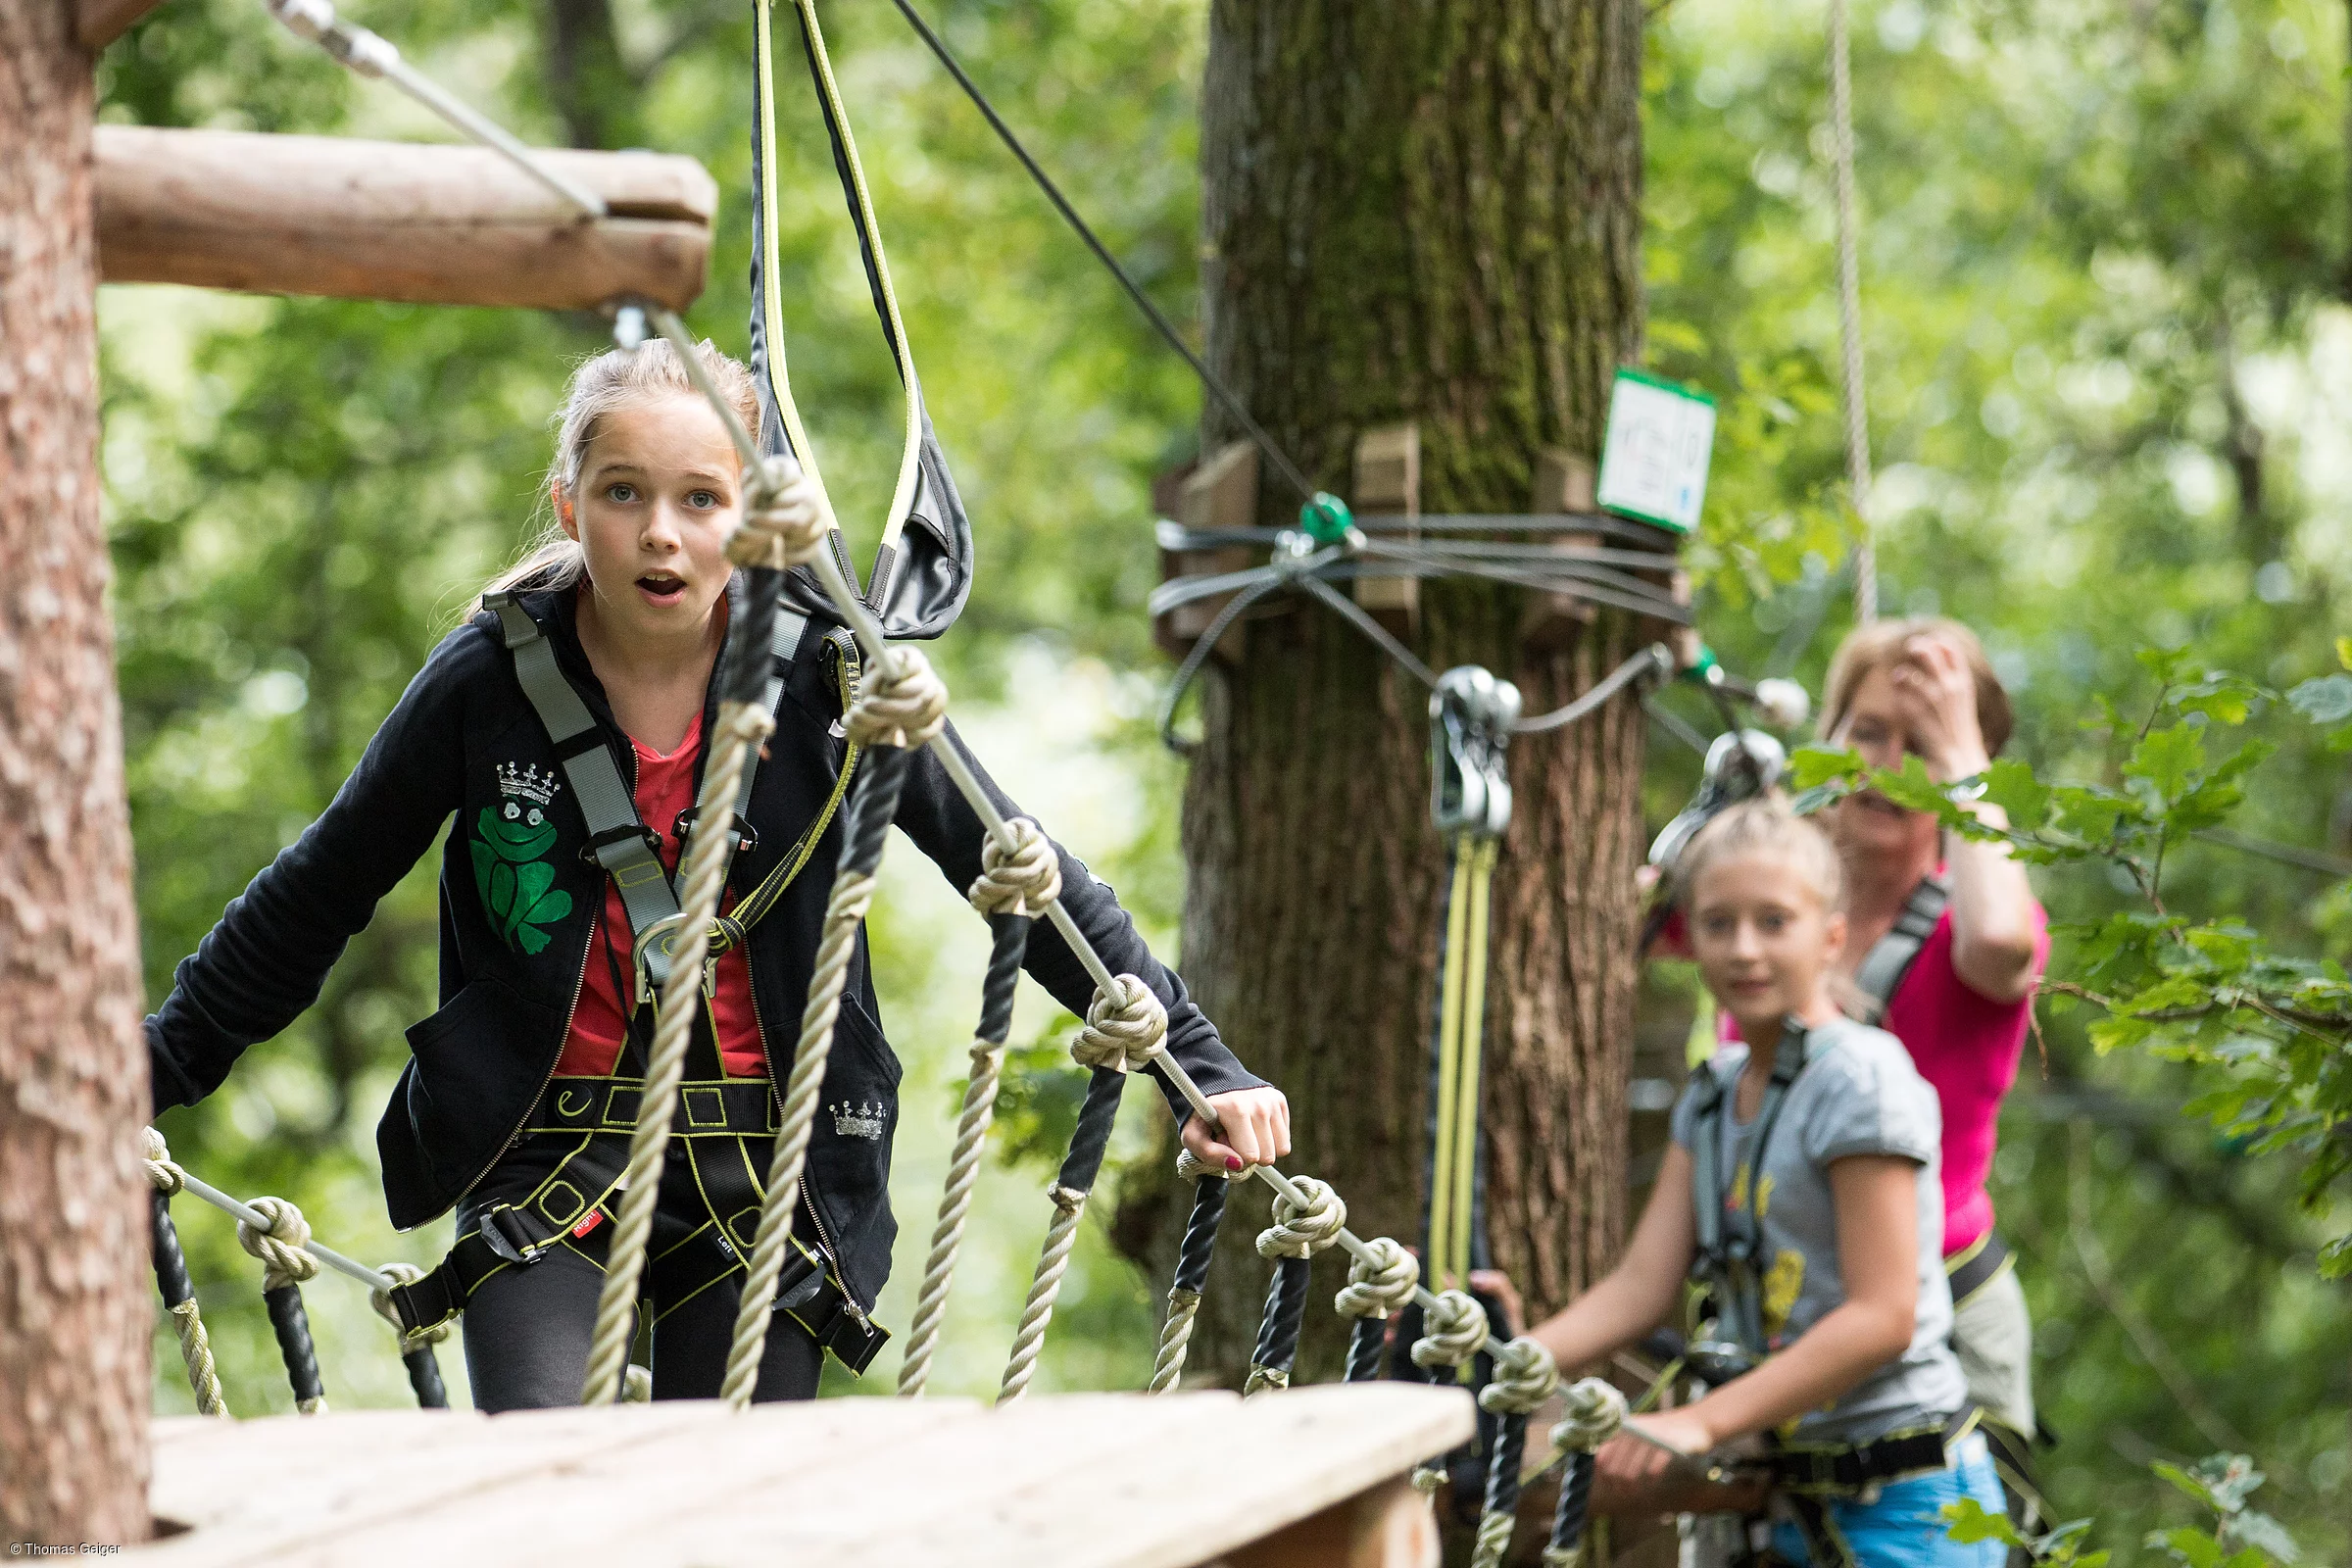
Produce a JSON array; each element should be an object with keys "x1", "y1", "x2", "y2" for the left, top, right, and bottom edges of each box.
[{"x1": 124, "y1": 5, "x2": 1652, "y2": 1559}]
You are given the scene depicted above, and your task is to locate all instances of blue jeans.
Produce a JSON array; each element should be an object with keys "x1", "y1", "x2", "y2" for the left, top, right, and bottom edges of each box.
[{"x1": 1771, "y1": 1436, "x2": 2008, "y2": 1568}]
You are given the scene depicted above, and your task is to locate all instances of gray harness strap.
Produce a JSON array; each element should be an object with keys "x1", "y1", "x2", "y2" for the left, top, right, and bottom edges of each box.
[
  {"x1": 1689, "y1": 1019, "x2": 1812, "y2": 1356},
  {"x1": 484, "y1": 589, "x2": 805, "y2": 988},
  {"x1": 1849, "y1": 874, "x2": 1949, "y2": 1023}
]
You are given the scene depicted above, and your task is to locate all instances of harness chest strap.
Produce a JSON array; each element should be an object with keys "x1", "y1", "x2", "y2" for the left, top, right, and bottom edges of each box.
[
  {"x1": 483, "y1": 588, "x2": 808, "y2": 989},
  {"x1": 1848, "y1": 874, "x2": 1948, "y2": 1024},
  {"x1": 1688, "y1": 1018, "x2": 1812, "y2": 1356}
]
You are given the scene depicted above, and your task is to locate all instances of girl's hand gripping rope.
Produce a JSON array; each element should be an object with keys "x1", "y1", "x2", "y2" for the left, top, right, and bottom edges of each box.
[{"x1": 1184, "y1": 1085, "x2": 1291, "y2": 1172}]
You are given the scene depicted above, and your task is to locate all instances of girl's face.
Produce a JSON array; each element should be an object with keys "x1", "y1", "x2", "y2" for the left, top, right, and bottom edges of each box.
[
  {"x1": 1827, "y1": 663, "x2": 1940, "y2": 867},
  {"x1": 1688, "y1": 851, "x2": 1846, "y2": 1034},
  {"x1": 560, "y1": 393, "x2": 740, "y2": 645}
]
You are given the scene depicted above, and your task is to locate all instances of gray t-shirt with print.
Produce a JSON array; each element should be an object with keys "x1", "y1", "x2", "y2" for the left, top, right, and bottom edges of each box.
[{"x1": 1670, "y1": 1013, "x2": 1968, "y2": 1444}]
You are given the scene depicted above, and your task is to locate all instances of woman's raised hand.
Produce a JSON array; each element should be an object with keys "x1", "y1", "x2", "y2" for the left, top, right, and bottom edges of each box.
[
  {"x1": 1889, "y1": 631, "x2": 1990, "y2": 781},
  {"x1": 1182, "y1": 1086, "x2": 1292, "y2": 1172}
]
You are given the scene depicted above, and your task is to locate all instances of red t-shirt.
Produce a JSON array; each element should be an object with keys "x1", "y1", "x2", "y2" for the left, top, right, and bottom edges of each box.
[{"x1": 555, "y1": 709, "x2": 767, "y2": 1080}]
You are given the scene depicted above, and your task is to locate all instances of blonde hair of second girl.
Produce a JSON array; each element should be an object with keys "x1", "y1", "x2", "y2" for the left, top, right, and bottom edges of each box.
[
  {"x1": 466, "y1": 337, "x2": 761, "y2": 617},
  {"x1": 1679, "y1": 798, "x2": 1881, "y2": 1019}
]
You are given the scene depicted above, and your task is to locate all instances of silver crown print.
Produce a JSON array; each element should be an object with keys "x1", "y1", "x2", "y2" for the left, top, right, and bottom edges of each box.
[
  {"x1": 829, "y1": 1101, "x2": 887, "y2": 1141},
  {"x1": 495, "y1": 761, "x2": 561, "y2": 807}
]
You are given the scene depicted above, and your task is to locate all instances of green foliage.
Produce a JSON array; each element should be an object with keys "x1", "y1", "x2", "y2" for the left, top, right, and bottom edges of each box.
[{"x1": 1945, "y1": 1453, "x2": 2297, "y2": 1568}]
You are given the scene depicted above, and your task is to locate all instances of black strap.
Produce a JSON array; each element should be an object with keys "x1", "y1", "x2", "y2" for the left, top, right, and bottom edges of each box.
[
  {"x1": 1945, "y1": 1229, "x2": 2014, "y2": 1307},
  {"x1": 1767, "y1": 1410, "x2": 1980, "y2": 1495},
  {"x1": 1850, "y1": 875, "x2": 1948, "y2": 1023}
]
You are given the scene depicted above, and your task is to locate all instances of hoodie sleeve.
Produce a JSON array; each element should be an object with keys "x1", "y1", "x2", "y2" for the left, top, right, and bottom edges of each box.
[
  {"x1": 145, "y1": 624, "x2": 486, "y2": 1112},
  {"x1": 891, "y1": 720, "x2": 1265, "y2": 1122}
]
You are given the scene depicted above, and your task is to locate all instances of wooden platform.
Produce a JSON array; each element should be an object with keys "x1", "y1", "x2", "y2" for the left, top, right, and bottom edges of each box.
[{"x1": 139, "y1": 1385, "x2": 1473, "y2": 1567}]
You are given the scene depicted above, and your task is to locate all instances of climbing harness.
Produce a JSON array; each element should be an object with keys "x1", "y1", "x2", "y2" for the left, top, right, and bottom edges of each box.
[
  {"x1": 1847, "y1": 874, "x2": 1948, "y2": 1026},
  {"x1": 1687, "y1": 1017, "x2": 1814, "y2": 1359}
]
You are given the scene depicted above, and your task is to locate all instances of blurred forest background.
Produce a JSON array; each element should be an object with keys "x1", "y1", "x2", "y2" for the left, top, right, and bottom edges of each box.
[{"x1": 103, "y1": 0, "x2": 2349, "y2": 1557}]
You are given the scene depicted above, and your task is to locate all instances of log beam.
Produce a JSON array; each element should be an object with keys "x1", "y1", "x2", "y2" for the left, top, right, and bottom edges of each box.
[
  {"x1": 77, "y1": 0, "x2": 168, "y2": 49},
  {"x1": 95, "y1": 125, "x2": 716, "y2": 313}
]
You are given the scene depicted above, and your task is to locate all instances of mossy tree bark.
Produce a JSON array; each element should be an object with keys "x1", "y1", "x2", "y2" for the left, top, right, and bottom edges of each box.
[
  {"x1": 1115, "y1": 0, "x2": 1649, "y2": 1385},
  {"x1": 0, "y1": 0, "x2": 152, "y2": 1544}
]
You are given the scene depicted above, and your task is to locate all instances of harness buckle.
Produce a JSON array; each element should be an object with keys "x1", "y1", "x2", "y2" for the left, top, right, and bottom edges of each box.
[
  {"x1": 674, "y1": 807, "x2": 758, "y2": 856},
  {"x1": 581, "y1": 823, "x2": 666, "y2": 867},
  {"x1": 476, "y1": 1203, "x2": 547, "y2": 1267}
]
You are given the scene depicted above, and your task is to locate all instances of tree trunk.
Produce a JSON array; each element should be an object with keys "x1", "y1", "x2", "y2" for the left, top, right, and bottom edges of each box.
[
  {"x1": 0, "y1": 0, "x2": 152, "y2": 1544},
  {"x1": 1117, "y1": 0, "x2": 1647, "y2": 1386}
]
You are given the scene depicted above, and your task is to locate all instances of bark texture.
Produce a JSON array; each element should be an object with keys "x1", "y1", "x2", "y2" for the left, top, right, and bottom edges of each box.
[
  {"x1": 1116, "y1": 0, "x2": 1648, "y2": 1385},
  {"x1": 0, "y1": 0, "x2": 153, "y2": 1544}
]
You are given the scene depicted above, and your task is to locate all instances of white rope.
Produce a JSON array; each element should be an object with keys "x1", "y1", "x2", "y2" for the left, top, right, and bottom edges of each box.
[
  {"x1": 235, "y1": 1196, "x2": 320, "y2": 1294},
  {"x1": 965, "y1": 816, "x2": 1060, "y2": 918},
  {"x1": 997, "y1": 1185, "x2": 1086, "y2": 1404},
  {"x1": 1550, "y1": 1377, "x2": 1630, "y2": 1454},
  {"x1": 1068, "y1": 975, "x2": 1169, "y2": 1074},
  {"x1": 1334, "y1": 1236, "x2": 1418, "y2": 1320},
  {"x1": 1828, "y1": 0, "x2": 1877, "y2": 624},
  {"x1": 580, "y1": 699, "x2": 774, "y2": 1405}
]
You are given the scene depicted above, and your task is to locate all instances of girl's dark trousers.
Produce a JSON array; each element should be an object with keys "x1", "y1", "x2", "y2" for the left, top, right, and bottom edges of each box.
[{"x1": 459, "y1": 1139, "x2": 822, "y2": 1412}]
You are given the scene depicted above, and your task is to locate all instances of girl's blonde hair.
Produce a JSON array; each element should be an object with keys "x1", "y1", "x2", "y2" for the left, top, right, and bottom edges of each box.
[
  {"x1": 1678, "y1": 799, "x2": 1844, "y2": 913},
  {"x1": 466, "y1": 336, "x2": 760, "y2": 616}
]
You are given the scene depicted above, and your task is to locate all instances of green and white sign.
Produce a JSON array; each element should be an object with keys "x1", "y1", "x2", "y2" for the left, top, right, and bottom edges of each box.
[{"x1": 1594, "y1": 368, "x2": 1716, "y2": 534}]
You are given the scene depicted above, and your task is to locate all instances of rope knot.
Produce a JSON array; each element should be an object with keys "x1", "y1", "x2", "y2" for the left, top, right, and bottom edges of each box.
[
  {"x1": 1070, "y1": 975, "x2": 1167, "y2": 1073},
  {"x1": 368, "y1": 1261, "x2": 452, "y2": 1348},
  {"x1": 237, "y1": 1196, "x2": 318, "y2": 1292},
  {"x1": 1048, "y1": 1184, "x2": 1087, "y2": 1216},
  {"x1": 1254, "y1": 1176, "x2": 1347, "y2": 1260},
  {"x1": 967, "y1": 817, "x2": 1061, "y2": 918},
  {"x1": 140, "y1": 1126, "x2": 185, "y2": 1196},
  {"x1": 1175, "y1": 1148, "x2": 1241, "y2": 1182},
  {"x1": 1549, "y1": 1376, "x2": 1629, "y2": 1454},
  {"x1": 1333, "y1": 1236, "x2": 1418, "y2": 1319},
  {"x1": 1478, "y1": 1335, "x2": 1560, "y2": 1416},
  {"x1": 846, "y1": 646, "x2": 949, "y2": 750},
  {"x1": 1409, "y1": 1288, "x2": 1489, "y2": 1372},
  {"x1": 728, "y1": 460, "x2": 830, "y2": 569}
]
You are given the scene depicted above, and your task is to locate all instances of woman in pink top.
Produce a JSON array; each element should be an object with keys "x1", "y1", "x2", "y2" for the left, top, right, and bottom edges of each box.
[{"x1": 1818, "y1": 617, "x2": 2047, "y2": 1469}]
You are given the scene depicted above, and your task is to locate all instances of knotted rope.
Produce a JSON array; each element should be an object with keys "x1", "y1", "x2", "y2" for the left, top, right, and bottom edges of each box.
[
  {"x1": 237, "y1": 1196, "x2": 328, "y2": 1414},
  {"x1": 581, "y1": 694, "x2": 776, "y2": 1406},
  {"x1": 1243, "y1": 1176, "x2": 1348, "y2": 1395},
  {"x1": 727, "y1": 459, "x2": 830, "y2": 570},
  {"x1": 1470, "y1": 1337, "x2": 1562, "y2": 1568},
  {"x1": 966, "y1": 816, "x2": 1061, "y2": 918},
  {"x1": 721, "y1": 745, "x2": 914, "y2": 1409},
  {"x1": 1148, "y1": 1149, "x2": 1236, "y2": 1395},
  {"x1": 143, "y1": 1130, "x2": 226, "y2": 1418},
  {"x1": 1069, "y1": 973, "x2": 1168, "y2": 1073},
  {"x1": 1407, "y1": 1289, "x2": 1491, "y2": 1491},
  {"x1": 1000, "y1": 975, "x2": 1167, "y2": 1404},
  {"x1": 368, "y1": 1260, "x2": 452, "y2": 1408},
  {"x1": 899, "y1": 906, "x2": 1033, "y2": 1396},
  {"x1": 846, "y1": 645, "x2": 949, "y2": 751},
  {"x1": 1334, "y1": 1237, "x2": 1419, "y2": 1383},
  {"x1": 1542, "y1": 1378, "x2": 1630, "y2": 1568}
]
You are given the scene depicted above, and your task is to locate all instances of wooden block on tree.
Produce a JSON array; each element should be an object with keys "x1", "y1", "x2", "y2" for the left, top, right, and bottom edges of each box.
[
  {"x1": 78, "y1": 0, "x2": 168, "y2": 48},
  {"x1": 1153, "y1": 440, "x2": 1261, "y2": 664},
  {"x1": 1521, "y1": 448, "x2": 1598, "y2": 654},
  {"x1": 95, "y1": 126, "x2": 716, "y2": 313},
  {"x1": 1351, "y1": 422, "x2": 1419, "y2": 636}
]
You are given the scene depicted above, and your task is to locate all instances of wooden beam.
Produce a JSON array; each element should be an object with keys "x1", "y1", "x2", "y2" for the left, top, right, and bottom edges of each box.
[
  {"x1": 77, "y1": 0, "x2": 168, "y2": 49},
  {"x1": 1350, "y1": 422, "x2": 1419, "y2": 636},
  {"x1": 1521, "y1": 448, "x2": 1598, "y2": 654},
  {"x1": 1153, "y1": 439, "x2": 1262, "y2": 664},
  {"x1": 95, "y1": 125, "x2": 717, "y2": 313}
]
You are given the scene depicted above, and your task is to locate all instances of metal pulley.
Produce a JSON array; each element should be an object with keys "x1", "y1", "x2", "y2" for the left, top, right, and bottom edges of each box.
[
  {"x1": 1430, "y1": 665, "x2": 1522, "y2": 840},
  {"x1": 1646, "y1": 727, "x2": 1788, "y2": 874}
]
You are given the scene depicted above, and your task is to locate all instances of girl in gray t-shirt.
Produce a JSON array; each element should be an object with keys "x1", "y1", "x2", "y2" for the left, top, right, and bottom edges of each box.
[{"x1": 1522, "y1": 802, "x2": 2002, "y2": 1567}]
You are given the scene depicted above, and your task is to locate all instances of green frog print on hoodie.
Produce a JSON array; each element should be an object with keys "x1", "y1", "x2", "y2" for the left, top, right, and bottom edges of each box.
[{"x1": 472, "y1": 761, "x2": 572, "y2": 955}]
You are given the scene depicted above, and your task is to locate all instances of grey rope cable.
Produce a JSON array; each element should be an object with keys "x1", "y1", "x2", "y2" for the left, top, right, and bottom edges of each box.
[
  {"x1": 883, "y1": 0, "x2": 1315, "y2": 504},
  {"x1": 1827, "y1": 0, "x2": 1877, "y2": 624},
  {"x1": 1514, "y1": 644, "x2": 1674, "y2": 734},
  {"x1": 262, "y1": 0, "x2": 609, "y2": 219}
]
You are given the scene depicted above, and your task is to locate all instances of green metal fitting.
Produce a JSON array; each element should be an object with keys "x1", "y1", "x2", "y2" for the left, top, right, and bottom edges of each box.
[{"x1": 1298, "y1": 492, "x2": 1355, "y2": 546}]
